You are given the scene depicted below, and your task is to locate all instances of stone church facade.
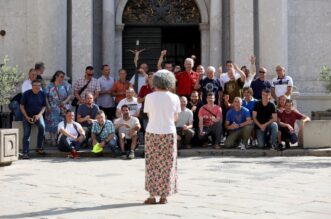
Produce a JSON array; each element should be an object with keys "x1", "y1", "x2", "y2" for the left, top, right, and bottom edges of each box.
[{"x1": 1, "y1": 0, "x2": 331, "y2": 115}]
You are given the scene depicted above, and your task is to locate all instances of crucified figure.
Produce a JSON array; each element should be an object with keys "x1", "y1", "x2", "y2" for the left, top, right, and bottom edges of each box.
[{"x1": 129, "y1": 48, "x2": 146, "y2": 68}]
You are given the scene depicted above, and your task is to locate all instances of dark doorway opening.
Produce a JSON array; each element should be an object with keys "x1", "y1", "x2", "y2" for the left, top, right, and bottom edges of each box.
[{"x1": 122, "y1": 25, "x2": 200, "y2": 79}]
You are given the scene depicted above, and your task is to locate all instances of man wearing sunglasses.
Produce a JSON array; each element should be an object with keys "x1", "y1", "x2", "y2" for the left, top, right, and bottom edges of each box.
[
  {"x1": 73, "y1": 66, "x2": 101, "y2": 105},
  {"x1": 250, "y1": 67, "x2": 272, "y2": 100}
]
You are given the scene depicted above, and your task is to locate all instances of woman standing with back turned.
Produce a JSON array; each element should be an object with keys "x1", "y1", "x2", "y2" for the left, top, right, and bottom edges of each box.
[{"x1": 143, "y1": 69, "x2": 181, "y2": 204}]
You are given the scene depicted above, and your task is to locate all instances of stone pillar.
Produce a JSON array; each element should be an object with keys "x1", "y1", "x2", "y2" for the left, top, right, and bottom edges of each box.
[
  {"x1": 209, "y1": 0, "x2": 222, "y2": 68},
  {"x1": 114, "y1": 24, "x2": 124, "y2": 79},
  {"x1": 26, "y1": 0, "x2": 67, "y2": 80},
  {"x1": 71, "y1": 0, "x2": 93, "y2": 82},
  {"x1": 230, "y1": 0, "x2": 254, "y2": 66},
  {"x1": 102, "y1": 0, "x2": 116, "y2": 77},
  {"x1": 199, "y1": 23, "x2": 210, "y2": 67},
  {"x1": 258, "y1": 0, "x2": 288, "y2": 76}
]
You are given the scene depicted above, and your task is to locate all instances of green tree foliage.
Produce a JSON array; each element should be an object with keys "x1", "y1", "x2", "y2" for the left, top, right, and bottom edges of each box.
[{"x1": 0, "y1": 56, "x2": 24, "y2": 106}]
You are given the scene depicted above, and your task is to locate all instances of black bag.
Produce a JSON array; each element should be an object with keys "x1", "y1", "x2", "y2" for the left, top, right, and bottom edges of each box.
[{"x1": 72, "y1": 80, "x2": 91, "y2": 107}]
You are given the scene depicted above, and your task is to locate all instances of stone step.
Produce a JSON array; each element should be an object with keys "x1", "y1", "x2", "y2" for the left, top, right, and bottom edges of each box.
[{"x1": 22, "y1": 146, "x2": 331, "y2": 159}]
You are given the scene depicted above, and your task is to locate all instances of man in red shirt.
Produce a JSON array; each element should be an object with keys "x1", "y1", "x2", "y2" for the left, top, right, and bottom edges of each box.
[
  {"x1": 277, "y1": 99, "x2": 310, "y2": 149},
  {"x1": 198, "y1": 92, "x2": 223, "y2": 149},
  {"x1": 176, "y1": 58, "x2": 199, "y2": 99}
]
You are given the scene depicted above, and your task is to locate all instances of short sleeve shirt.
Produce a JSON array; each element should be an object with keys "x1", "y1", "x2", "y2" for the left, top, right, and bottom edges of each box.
[
  {"x1": 144, "y1": 91, "x2": 181, "y2": 134},
  {"x1": 223, "y1": 78, "x2": 244, "y2": 103},
  {"x1": 116, "y1": 97, "x2": 141, "y2": 116},
  {"x1": 253, "y1": 100, "x2": 276, "y2": 125},
  {"x1": 176, "y1": 71, "x2": 199, "y2": 96},
  {"x1": 226, "y1": 107, "x2": 251, "y2": 131},
  {"x1": 77, "y1": 104, "x2": 100, "y2": 127},
  {"x1": 198, "y1": 104, "x2": 222, "y2": 127},
  {"x1": 242, "y1": 98, "x2": 257, "y2": 117},
  {"x1": 20, "y1": 90, "x2": 46, "y2": 117},
  {"x1": 250, "y1": 78, "x2": 272, "y2": 100},
  {"x1": 199, "y1": 78, "x2": 222, "y2": 104},
  {"x1": 92, "y1": 120, "x2": 115, "y2": 141},
  {"x1": 271, "y1": 75, "x2": 293, "y2": 98},
  {"x1": 57, "y1": 121, "x2": 82, "y2": 141},
  {"x1": 73, "y1": 77, "x2": 101, "y2": 101},
  {"x1": 111, "y1": 80, "x2": 132, "y2": 104},
  {"x1": 278, "y1": 110, "x2": 304, "y2": 128},
  {"x1": 176, "y1": 108, "x2": 194, "y2": 128},
  {"x1": 97, "y1": 76, "x2": 115, "y2": 108}
]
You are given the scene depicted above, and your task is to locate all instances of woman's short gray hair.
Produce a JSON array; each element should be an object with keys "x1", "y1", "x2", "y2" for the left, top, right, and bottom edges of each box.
[{"x1": 152, "y1": 69, "x2": 176, "y2": 90}]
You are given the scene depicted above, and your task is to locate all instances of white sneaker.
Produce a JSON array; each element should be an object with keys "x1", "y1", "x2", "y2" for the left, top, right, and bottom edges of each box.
[
  {"x1": 237, "y1": 143, "x2": 246, "y2": 150},
  {"x1": 128, "y1": 150, "x2": 135, "y2": 159}
]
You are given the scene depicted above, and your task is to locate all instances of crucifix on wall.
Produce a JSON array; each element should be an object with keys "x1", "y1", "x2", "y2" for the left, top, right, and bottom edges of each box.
[{"x1": 129, "y1": 40, "x2": 146, "y2": 68}]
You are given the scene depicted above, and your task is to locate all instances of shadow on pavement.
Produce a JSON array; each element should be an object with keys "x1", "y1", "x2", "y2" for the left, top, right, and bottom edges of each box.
[{"x1": 0, "y1": 203, "x2": 144, "y2": 219}]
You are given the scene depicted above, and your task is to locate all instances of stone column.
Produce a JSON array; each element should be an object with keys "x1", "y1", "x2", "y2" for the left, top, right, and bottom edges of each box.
[
  {"x1": 27, "y1": 0, "x2": 67, "y2": 80},
  {"x1": 258, "y1": 0, "x2": 288, "y2": 76},
  {"x1": 199, "y1": 23, "x2": 210, "y2": 67},
  {"x1": 209, "y1": 0, "x2": 222, "y2": 68},
  {"x1": 230, "y1": 0, "x2": 254, "y2": 67},
  {"x1": 71, "y1": 0, "x2": 93, "y2": 82},
  {"x1": 102, "y1": 0, "x2": 116, "y2": 77},
  {"x1": 114, "y1": 24, "x2": 124, "y2": 79}
]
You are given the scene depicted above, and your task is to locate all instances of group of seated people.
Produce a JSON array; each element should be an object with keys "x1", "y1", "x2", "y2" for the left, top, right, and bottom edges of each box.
[{"x1": 15, "y1": 53, "x2": 311, "y2": 159}]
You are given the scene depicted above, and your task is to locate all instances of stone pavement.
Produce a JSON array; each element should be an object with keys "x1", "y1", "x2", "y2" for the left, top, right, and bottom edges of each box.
[{"x1": 1, "y1": 157, "x2": 331, "y2": 219}]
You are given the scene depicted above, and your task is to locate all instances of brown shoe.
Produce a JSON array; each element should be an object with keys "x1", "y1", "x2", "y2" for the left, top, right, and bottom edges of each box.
[
  {"x1": 159, "y1": 197, "x2": 168, "y2": 204},
  {"x1": 213, "y1": 144, "x2": 221, "y2": 149},
  {"x1": 144, "y1": 197, "x2": 156, "y2": 205}
]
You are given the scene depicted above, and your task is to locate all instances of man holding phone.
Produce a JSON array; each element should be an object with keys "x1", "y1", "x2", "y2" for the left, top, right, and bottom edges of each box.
[{"x1": 20, "y1": 80, "x2": 47, "y2": 159}]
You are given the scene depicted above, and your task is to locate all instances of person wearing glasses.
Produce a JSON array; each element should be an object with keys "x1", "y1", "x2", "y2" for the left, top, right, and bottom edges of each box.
[
  {"x1": 73, "y1": 66, "x2": 100, "y2": 106},
  {"x1": 44, "y1": 71, "x2": 72, "y2": 146},
  {"x1": 271, "y1": 65, "x2": 294, "y2": 100},
  {"x1": 250, "y1": 67, "x2": 272, "y2": 100},
  {"x1": 20, "y1": 80, "x2": 47, "y2": 159}
]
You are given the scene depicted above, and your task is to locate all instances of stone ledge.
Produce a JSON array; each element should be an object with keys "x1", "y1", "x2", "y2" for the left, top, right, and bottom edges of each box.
[{"x1": 21, "y1": 147, "x2": 331, "y2": 159}]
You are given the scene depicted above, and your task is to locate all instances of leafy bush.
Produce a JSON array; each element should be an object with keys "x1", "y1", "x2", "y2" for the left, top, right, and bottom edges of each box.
[
  {"x1": 0, "y1": 56, "x2": 24, "y2": 106},
  {"x1": 320, "y1": 65, "x2": 331, "y2": 93}
]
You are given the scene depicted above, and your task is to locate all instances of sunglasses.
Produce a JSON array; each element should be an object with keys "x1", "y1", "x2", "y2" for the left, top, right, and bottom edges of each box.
[
  {"x1": 87, "y1": 73, "x2": 94, "y2": 76},
  {"x1": 259, "y1": 71, "x2": 266, "y2": 73}
]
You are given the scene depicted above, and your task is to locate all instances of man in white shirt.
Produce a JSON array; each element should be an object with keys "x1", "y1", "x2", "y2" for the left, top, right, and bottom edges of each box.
[
  {"x1": 57, "y1": 110, "x2": 85, "y2": 159},
  {"x1": 116, "y1": 87, "x2": 141, "y2": 118},
  {"x1": 21, "y1": 68, "x2": 38, "y2": 93},
  {"x1": 176, "y1": 96, "x2": 194, "y2": 149},
  {"x1": 97, "y1": 64, "x2": 116, "y2": 120},
  {"x1": 114, "y1": 105, "x2": 141, "y2": 159},
  {"x1": 271, "y1": 65, "x2": 294, "y2": 100}
]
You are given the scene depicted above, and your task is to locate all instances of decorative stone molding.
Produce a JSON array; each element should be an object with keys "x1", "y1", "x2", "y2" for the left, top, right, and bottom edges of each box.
[{"x1": 0, "y1": 129, "x2": 19, "y2": 166}]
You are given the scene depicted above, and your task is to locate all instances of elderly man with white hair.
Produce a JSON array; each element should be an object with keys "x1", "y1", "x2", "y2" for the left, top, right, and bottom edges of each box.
[
  {"x1": 175, "y1": 58, "x2": 199, "y2": 100},
  {"x1": 195, "y1": 66, "x2": 222, "y2": 104},
  {"x1": 224, "y1": 97, "x2": 253, "y2": 150}
]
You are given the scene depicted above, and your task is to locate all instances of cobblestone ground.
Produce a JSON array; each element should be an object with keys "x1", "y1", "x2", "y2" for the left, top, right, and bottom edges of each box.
[{"x1": 1, "y1": 157, "x2": 331, "y2": 219}]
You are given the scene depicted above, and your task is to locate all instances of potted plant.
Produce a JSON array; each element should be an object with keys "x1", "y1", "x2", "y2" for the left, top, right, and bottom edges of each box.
[
  {"x1": 0, "y1": 55, "x2": 24, "y2": 166},
  {"x1": 320, "y1": 65, "x2": 331, "y2": 93}
]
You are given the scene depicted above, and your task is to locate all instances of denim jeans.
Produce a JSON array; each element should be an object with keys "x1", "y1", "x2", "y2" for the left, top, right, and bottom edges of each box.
[
  {"x1": 22, "y1": 117, "x2": 45, "y2": 154},
  {"x1": 9, "y1": 101, "x2": 23, "y2": 121},
  {"x1": 256, "y1": 122, "x2": 278, "y2": 148},
  {"x1": 96, "y1": 135, "x2": 118, "y2": 153}
]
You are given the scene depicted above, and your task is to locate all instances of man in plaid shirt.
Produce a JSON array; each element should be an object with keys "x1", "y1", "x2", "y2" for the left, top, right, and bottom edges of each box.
[{"x1": 73, "y1": 66, "x2": 101, "y2": 105}]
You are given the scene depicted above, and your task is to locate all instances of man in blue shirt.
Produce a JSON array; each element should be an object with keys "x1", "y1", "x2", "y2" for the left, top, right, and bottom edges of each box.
[
  {"x1": 250, "y1": 67, "x2": 271, "y2": 100},
  {"x1": 194, "y1": 66, "x2": 222, "y2": 104},
  {"x1": 20, "y1": 80, "x2": 46, "y2": 159},
  {"x1": 224, "y1": 97, "x2": 253, "y2": 149},
  {"x1": 242, "y1": 87, "x2": 257, "y2": 117}
]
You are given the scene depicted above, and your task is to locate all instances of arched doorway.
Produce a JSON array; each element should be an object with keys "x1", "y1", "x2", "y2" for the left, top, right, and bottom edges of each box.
[{"x1": 121, "y1": 0, "x2": 202, "y2": 76}]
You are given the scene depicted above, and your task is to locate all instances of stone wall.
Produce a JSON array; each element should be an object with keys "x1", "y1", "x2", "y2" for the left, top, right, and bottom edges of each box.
[
  {"x1": 288, "y1": 0, "x2": 331, "y2": 93},
  {"x1": 0, "y1": 0, "x2": 67, "y2": 81}
]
